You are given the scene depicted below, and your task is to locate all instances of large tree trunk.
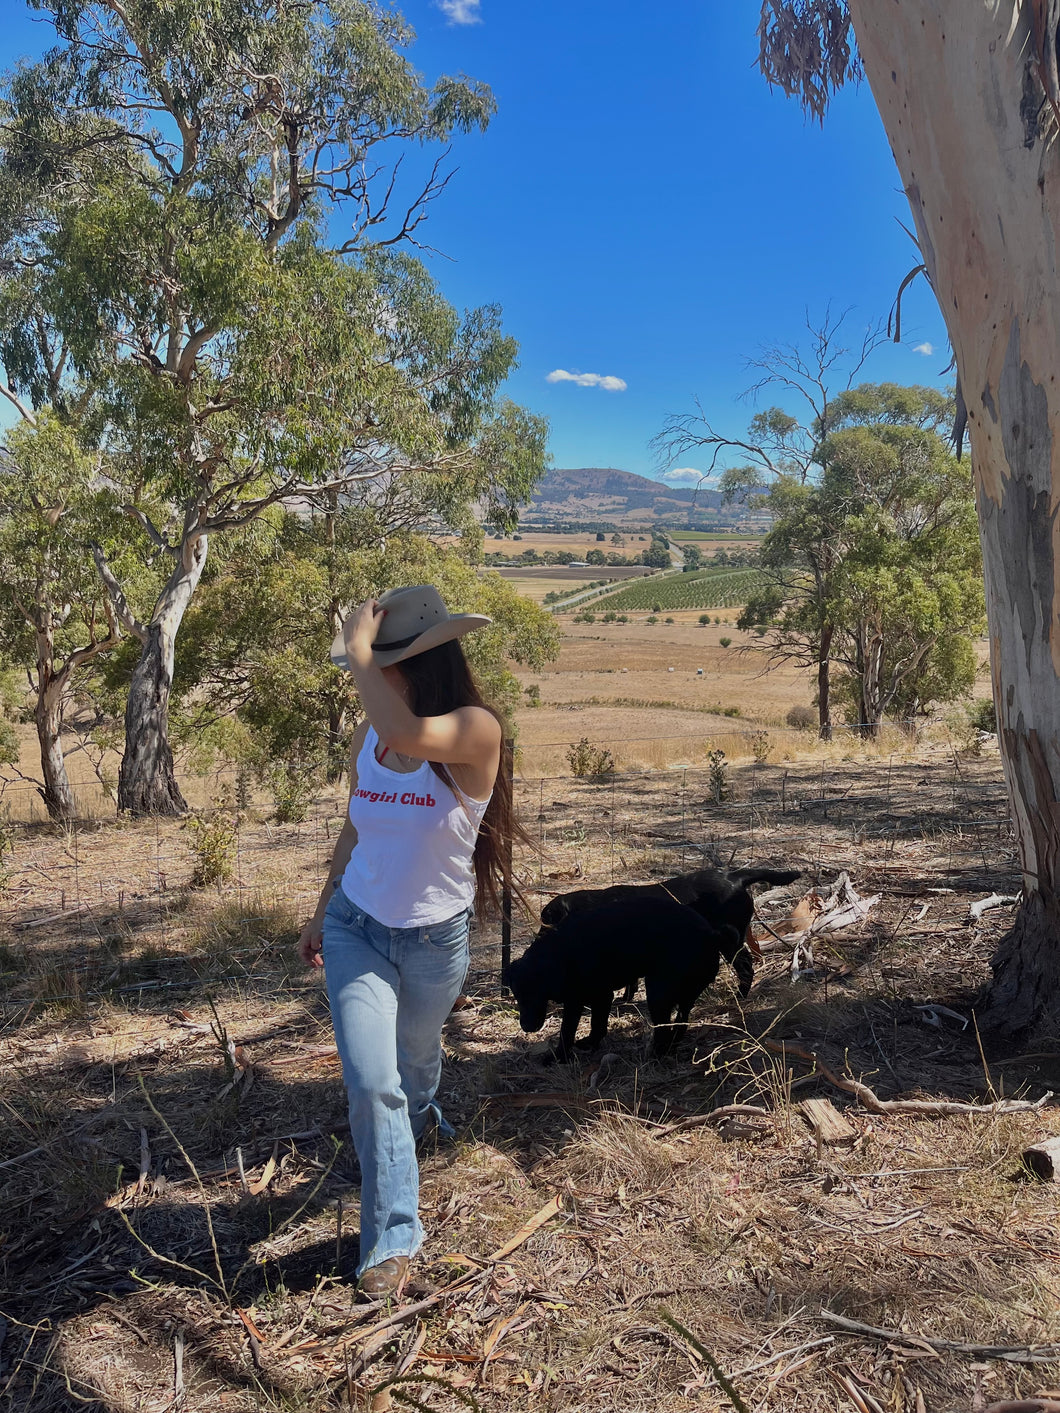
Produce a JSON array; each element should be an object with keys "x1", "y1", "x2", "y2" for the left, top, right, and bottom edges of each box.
[
  {"x1": 35, "y1": 671, "x2": 75, "y2": 822},
  {"x1": 850, "y1": 0, "x2": 1060, "y2": 1030},
  {"x1": 118, "y1": 537, "x2": 207, "y2": 816},
  {"x1": 817, "y1": 622, "x2": 833, "y2": 741}
]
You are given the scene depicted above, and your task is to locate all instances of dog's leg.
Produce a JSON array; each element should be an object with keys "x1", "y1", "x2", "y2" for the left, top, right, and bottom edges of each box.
[
  {"x1": 576, "y1": 990, "x2": 613, "y2": 1051},
  {"x1": 644, "y1": 979, "x2": 680, "y2": 1058},
  {"x1": 553, "y1": 999, "x2": 584, "y2": 1062}
]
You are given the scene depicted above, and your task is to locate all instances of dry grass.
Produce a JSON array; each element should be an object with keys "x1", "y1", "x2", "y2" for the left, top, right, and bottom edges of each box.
[{"x1": 2, "y1": 741, "x2": 1059, "y2": 1412}]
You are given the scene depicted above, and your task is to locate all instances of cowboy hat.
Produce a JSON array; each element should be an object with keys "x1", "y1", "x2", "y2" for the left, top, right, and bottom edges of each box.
[{"x1": 330, "y1": 585, "x2": 491, "y2": 671}]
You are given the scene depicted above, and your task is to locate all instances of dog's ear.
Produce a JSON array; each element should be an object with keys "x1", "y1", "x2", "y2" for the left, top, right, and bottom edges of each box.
[{"x1": 541, "y1": 897, "x2": 571, "y2": 927}]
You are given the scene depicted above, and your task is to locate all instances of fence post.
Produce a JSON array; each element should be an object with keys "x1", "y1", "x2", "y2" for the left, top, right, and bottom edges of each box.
[{"x1": 501, "y1": 737, "x2": 514, "y2": 991}]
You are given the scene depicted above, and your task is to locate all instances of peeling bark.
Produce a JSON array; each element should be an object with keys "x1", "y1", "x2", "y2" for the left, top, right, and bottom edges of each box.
[{"x1": 850, "y1": 0, "x2": 1060, "y2": 1031}]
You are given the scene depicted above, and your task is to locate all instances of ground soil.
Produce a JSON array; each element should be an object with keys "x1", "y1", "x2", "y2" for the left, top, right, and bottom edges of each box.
[{"x1": 1, "y1": 732, "x2": 1058, "y2": 1413}]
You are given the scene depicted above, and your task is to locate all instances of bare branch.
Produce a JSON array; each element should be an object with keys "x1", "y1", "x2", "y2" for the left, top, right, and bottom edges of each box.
[{"x1": 89, "y1": 541, "x2": 146, "y2": 641}]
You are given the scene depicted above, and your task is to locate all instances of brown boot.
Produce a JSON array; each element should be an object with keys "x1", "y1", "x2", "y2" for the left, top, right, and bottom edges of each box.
[{"x1": 356, "y1": 1255, "x2": 409, "y2": 1299}]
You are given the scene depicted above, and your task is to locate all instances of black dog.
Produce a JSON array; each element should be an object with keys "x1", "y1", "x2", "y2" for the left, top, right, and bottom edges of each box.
[
  {"x1": 539, "y1": 865, "x2": 801, "y2": 998},
  {"x1": 509, "y1": 895, "x2": 742, "y2": 1061}
]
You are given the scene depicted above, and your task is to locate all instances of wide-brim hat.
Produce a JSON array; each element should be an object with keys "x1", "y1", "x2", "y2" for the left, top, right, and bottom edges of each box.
[{"x1": 330, "y1": 584, "x2": 491, "y2": 670}]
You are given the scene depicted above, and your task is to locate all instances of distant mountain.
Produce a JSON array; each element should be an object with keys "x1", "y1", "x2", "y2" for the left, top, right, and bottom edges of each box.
[{"x1": 526, "y1": 466, "x2": 726, "y2": 524}]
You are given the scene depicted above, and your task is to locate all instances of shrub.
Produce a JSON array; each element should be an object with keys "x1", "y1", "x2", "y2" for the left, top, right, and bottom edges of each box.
[
  {"x1": 786, "y1": 704, "x2": 817, "y2": 730},
  {"x1": 269, "y1": 764, "x2": 317, "y2": 824},
  {"x1": 698, "y1": 614, "x2": 710, "y2": 625},
  {"x1": 603, "y1": 611, "x2": 617, "y2": 623},
  {"x1": 706, "y1": 748, "x2": 731, "y2": 803},
  {"x1": 750, "y1": 730, "x2": 771, "y2": 764},
  {"x1": 524, "y1": 683, "x2": 541, "y2": 708},
  {"x1": 652, "y1": 602, "x2": 663, "y2": 613},
  {"x1": 566, "y1": 737, "x2": 616, "y2": 779},
  {"x1": 616, "y1": 613, "x2": 629, "y2": 623},
  {"x1": 723, "y1": 705, "x2": 741, "y2": 717},
  {"x1": 646, "y1": 615, "x2": 658, "y2": 625},
  {"x1": 665, "y1": 617, "x2": 674, "y2": 624},
  {"x1": 967, "y1": 699, "x2": 997, "y2": 734},
  {"x1": 183, "y1": 786, "x2": 242, "y2": 886},
  {"x1": 719, "y1": 636, "x2": 732, "y2": 647}
]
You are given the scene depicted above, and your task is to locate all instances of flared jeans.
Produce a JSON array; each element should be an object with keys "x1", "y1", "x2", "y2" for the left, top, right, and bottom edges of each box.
[{"x1": 322, "y1": 885, "x2": 470, "y2": 1276}]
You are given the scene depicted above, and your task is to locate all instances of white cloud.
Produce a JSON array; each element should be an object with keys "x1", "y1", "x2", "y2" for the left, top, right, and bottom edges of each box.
[
  {"x1": 546, "y1": 368, "x2": 628, "y2": 392},
  {"x1": 436, "y1": 0, "x2": 481, "y2": 23},
  {"x1": 658, "y1": 467, "x2": 714, "y2": 485},
  {"x1": 912, "y1": 341, "x2": 934, "y2": 356}
]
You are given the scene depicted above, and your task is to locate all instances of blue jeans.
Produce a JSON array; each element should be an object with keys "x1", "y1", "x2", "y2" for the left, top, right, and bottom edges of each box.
[{"x1": 321, "y1": 886, "x2": 471, "y2": 1276}]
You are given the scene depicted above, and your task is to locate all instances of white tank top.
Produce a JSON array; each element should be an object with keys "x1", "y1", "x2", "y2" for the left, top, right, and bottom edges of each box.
[{"x1": 340, "y1": 725, "x2": 492, "y2": 927}]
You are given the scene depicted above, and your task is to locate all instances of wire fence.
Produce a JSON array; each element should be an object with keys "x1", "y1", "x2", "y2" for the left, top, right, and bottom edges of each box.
[{"x1": 0, "y1": 728, "x2": 1015, "y2": 1018}]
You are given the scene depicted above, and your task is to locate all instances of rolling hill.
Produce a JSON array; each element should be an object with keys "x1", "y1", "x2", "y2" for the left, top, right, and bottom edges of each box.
[{"x1": 526, "y1": 466, "x2": 728, "y2": 525}]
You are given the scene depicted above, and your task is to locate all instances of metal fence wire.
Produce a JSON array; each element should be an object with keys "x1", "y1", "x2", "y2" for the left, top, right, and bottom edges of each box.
[{"x1": 0, "y1": 733, "x2": 1014, "y2": 1011}]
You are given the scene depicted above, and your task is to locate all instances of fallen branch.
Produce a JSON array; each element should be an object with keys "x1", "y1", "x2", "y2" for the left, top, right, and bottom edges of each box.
[
  {"x1": 761, "y1": 1040, "x2": 1053, "y2": 1117},
  {"x1": 969, "y1": 893, "x2": 1020, "y2": 921},
  {"x1": 819, "y1": 1309, "x2": 1060, "y2": 1363}
]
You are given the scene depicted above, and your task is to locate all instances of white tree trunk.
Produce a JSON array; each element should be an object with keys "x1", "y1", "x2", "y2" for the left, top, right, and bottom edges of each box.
[
  {"x1": 118, "y1": 534, "x2": 207, "y2": 816},
  {"x1": 850, "y1": 0, "x2": 1060, "y2": 1029}
]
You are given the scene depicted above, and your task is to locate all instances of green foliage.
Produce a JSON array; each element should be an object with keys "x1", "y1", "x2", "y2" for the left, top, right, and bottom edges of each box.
[
  {"x1": 698, "y1": 614, "x2": 710, "y2": 625},
  {"x1": 719, "y1": 637, "x2": 732, "y2": 647},
  {"x1": 750, "y1": 730, "x2": 771, "y2": 764},
  {"x1": 739, "y1": 383, "x2": 983, "y2": 729},
  {"x1": 566, "y1": 738, "x2": 615, "y2": 780},
  {"x1": 967, "y1": 699, "x2": 998, "y2": 735},
  {"x1": 267, "y1": 765, "x2": 317, "y2": 825},
  {"x1": 183, "y1": 788, "x2": 242, "y2": 887},
  {"x1": 706, "y1": 748, "x2": 731, "y2": 803}
]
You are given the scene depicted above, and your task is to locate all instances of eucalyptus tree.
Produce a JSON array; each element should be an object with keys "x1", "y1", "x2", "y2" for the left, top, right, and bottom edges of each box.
[
  {"x1": 756, "y1": 0, "x2": 1060, "y2": 1031},
  {"x1": 0, "y1": 414, "x2": 137, "y2": 819},
  {"x1": 0, "y1": 0, "x2": 539, "y2": 816}
]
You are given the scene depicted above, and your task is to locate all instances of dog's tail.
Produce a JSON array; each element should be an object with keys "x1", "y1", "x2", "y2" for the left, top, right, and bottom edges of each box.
[
  {"x1": 716, "y1": 923, "x2": 755, "y2": 998},
  {"x1": 728, "y1": 867, "x2": 802, "y2": 891}
]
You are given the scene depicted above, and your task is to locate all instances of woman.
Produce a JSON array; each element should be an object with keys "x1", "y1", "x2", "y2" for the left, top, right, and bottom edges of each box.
[{"x1": 299, "y1": 585, "x2": 516, "y2": 1299}]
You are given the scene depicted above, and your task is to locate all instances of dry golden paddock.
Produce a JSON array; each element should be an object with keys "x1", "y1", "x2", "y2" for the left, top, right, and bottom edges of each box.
[{"x1": 0, "y1": 617, "x2": 1056, "y2": 1413}]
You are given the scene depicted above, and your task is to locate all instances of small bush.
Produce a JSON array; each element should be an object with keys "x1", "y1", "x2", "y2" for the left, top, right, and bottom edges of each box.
[
  {"x1": 646, "y1": 615, "x2": 658, "y2": 625},
  {"x1": 719, "y1": 636, "x2": 732, "y2": 648},
  {"x1": 967, "y1": 699, "x2": 997, "y2": 734},
  {"x1": 602, "y1": 610, "x2": 617, "y2": 623},
  {"x1": 269, "y1": 765, "x2": 317, "y2": 824},
  {"x1": 706, "y1": 748, "x2": 731, "y2": 803},
  {"x1": 750, "y1": 730, "x2": 771, "y2": 764},
  {"x1": 183, "y1": 786, "x2": 242, "y2": 887},
  {"x1": 699, "y1": 614, "x2": 710, "y2": 625},
  {"x1": 665, "y1": 617, "x2": 674, "y2": 624},
  {"x1": 652, "y1": 602, "x2": 663, "y2": 613},
  {"x1": 616, "y1": 614, "x2": 628, "y2": 623},
  {"x1": 786, "y1": 704, "x2": 817, "y2": 730},
  {"x1": 524, "y1": 683, "x2": 542, "y2": 709},
  {"x1": 723, "y1": 705, "x2": 741, "y2": 718},
  {"x1": 566, "y1": 737, "x2": 616, "y2": 779}
]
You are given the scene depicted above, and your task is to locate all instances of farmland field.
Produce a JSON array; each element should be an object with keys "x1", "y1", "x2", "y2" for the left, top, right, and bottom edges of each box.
[{"x1": 577, "y1": 566, "x2": 764, "y2": 611}]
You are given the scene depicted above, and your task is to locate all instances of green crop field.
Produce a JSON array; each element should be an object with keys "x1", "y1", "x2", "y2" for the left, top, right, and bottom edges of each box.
[{"x1": 581, "y1": 567, "x2": 764, "y2": 611}]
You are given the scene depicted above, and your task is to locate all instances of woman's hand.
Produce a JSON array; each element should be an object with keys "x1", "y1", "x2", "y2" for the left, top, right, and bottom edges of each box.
[
  {"x1": 299, "y1": 919, "x2": 324, "y2": 968},
  {"x1": 342, "y1": 598, "x2": 386, "y2": 673}
]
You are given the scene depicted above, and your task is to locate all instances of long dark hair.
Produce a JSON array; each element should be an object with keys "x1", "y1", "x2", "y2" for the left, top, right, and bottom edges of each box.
[{"x1": 395, "y1": 640, "x2": 527, "y2": 921}]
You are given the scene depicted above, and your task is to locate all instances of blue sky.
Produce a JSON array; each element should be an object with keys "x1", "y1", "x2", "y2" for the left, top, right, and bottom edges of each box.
[{"x1": 0, "y1": 1, "x2": 949, "y2": 483}]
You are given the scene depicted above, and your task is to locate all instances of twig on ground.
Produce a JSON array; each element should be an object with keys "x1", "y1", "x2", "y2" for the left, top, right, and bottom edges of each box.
[
  {"x1": 761, "y1": 1040, "x2": 1053, "y2": 1116},
  {"x1": 819, "y1": 1309, "x2": 1060, "y2": 1362}
]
